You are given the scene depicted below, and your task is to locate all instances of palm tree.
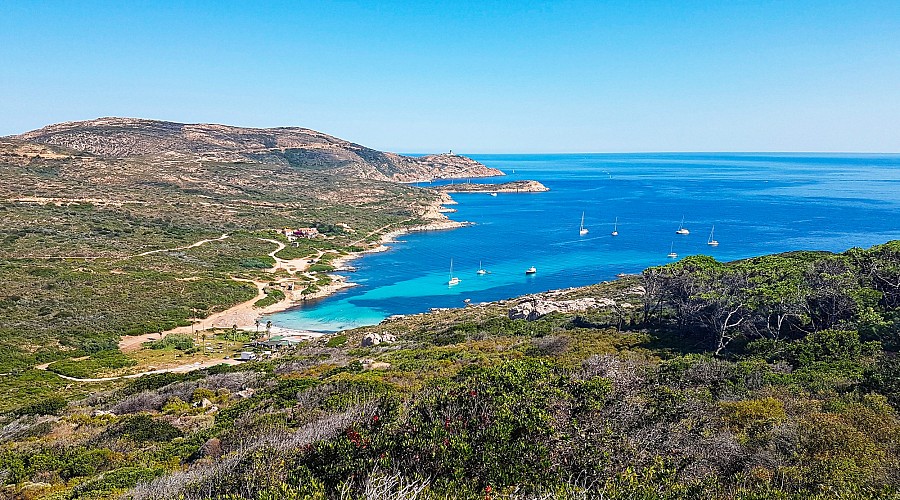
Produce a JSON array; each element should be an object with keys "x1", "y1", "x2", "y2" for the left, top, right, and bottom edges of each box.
[{"x1": 266, "y1": 320, "x2": 272, "y2": 339}]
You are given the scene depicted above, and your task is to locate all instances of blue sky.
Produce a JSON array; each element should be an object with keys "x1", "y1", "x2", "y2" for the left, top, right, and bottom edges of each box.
[{"x1": 2, "y1": 1, "x2": 898, "y2": 152}]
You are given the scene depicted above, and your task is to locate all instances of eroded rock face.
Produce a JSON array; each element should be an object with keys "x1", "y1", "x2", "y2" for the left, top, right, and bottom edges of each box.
[{"x1": 508, "y1": 297, "x2": 618, "y2": 321}]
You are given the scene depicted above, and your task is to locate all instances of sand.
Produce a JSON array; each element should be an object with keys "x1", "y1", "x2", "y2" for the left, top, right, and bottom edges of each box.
[{"x1": 119, "y1": 193, "x2": 465, "y2": 352}]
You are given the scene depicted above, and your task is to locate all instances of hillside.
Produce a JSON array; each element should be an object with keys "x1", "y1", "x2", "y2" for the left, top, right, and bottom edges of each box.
[
  {"x1": 1, "y1": 243, "x2": 899, "y2": 499},
  {"x1": 0, "y1": 129, "x2": 458, "y2": 418},
  {"x1": 14, "y1": 117, "x2": 503, "y2": 182}
]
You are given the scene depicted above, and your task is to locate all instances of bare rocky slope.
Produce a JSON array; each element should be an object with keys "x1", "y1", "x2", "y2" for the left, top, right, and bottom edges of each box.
[
  {"x1": 14, "y1": 117, "x2": 503, "y2": 182},
  {"x1": 436, "y1": 180, "x2": 549, "y2": 193}
]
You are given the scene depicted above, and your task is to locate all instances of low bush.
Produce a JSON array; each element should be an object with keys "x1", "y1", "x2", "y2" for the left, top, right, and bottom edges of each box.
[
  {"x1": 106, "y1": 414, "x2": 183, "y2": 442},
  {"x1": 144, "y1": 333, "x2": 195, "y2": 351},
  {"x1": 47, "y1": 350, "x2": 137, "y2": 379},
  {"x1": 15, "y1": 395, "x2": 68, "y2": 416}
]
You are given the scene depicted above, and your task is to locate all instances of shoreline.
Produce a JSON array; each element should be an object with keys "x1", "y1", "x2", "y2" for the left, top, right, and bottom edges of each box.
[
  {"x1": 125, "y1": 194, "x2": 467, "y2": 349},
  {"x1": 267, "y1": 202, "x2": 471, "y2": 321}
]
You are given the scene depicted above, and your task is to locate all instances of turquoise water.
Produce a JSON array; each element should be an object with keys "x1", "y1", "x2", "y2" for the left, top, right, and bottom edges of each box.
[{"x1": 267, "y1": 153, "x2": 900, "y2": 332}]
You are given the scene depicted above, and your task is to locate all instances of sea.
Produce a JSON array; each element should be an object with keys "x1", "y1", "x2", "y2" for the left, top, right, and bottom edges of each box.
[{"x1": 266, "y1": 153, "x2": 900, "y2": 332}]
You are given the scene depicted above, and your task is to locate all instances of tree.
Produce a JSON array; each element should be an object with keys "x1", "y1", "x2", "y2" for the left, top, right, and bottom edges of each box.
[
  {"x1": 804, "y1": 256, "x2": 857, "y2": 331},
  {"x1": 850, "y1": 241, "x2": 900, "y2": 309},
  {"x1": 641, "y1": 266, "x2": 667, "y2": 324},
  {"x1": 741, "y1": 255, "x2": 811, "y2": 341},
  {"x1": 696, "y1": 266, "x2": 752, "y2": 356}
]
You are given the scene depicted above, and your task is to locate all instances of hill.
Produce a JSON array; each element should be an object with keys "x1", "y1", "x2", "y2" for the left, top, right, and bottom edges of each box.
[
  {"x1": 1, "y1": 243, "x2": 899, "y2": 499},
  {"x1": 14, "y1": 117, "x2": 502, "y2": 182},
  {"x1": 0, "y1": 127, "x2": 461, "y2": 415}
]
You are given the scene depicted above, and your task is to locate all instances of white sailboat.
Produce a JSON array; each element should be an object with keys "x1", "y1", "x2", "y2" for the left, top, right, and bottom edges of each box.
[
  {"x1": 611, "y1": 217, "x2": 619, "y2": 236},
  {"x1": 477, "y1": 260, "x2": 487, "y2": 275},
  {"x1": 707, "y1": 226, "x2": 719, "y2": 246},
  {"x1": 667, "y1": 242, "x2": 678, "y2": 259},
  {"x1": 579, "y1": 212, "x2": 589, "y2": 235},
  {"x1": 448, "y1": 259, "x2": 460, "y2": 286},
  {"x1": 676, "y1": 216, "x2": 690, "y2": 235}
]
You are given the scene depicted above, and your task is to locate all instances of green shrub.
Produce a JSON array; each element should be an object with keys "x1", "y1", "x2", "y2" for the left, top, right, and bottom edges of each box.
[
  {"x1": 789, "y1": 330, "x2": 878, "y2": 367},
  {"x1": 255, "y1": 288, "x2": 286, "y2": 308},
  {"x1": 325, "y1": 335, "x2": 347, "y2": 348},
  {"x1": 15, "y1": 395, "x2": 68, "y2": 416},
  {"x1": 144, "y1": 333, "x2": 195, "y2": 350},
  {"x1": 72, "y1": 466, "x2": 165, "y2": 496},
  {"x1": 240, "y1": 258, "x2": 275, "y2": 269},
  {"x1": 121, "y1": 372, "x2": 189, "y2": 395},
  {"x1": 107, "y1": 414, "x2": 182, "y2": 442},
  {"x1": 47, "y1": 350, "x2": 137, "y2": 379},
  {"x1": 864, "y1": 354, "x2": 900, "y2": 410}
]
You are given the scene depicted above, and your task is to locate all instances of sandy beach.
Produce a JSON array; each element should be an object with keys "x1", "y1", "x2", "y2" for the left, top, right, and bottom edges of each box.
[{"x1": 119, "y1": 193, "x2": 466, "y2": 351}]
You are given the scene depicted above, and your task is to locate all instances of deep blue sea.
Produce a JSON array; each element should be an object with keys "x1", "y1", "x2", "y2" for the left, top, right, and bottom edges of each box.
[{"x1": 267, "y1": 153, "x2": 900, "y2": 332}]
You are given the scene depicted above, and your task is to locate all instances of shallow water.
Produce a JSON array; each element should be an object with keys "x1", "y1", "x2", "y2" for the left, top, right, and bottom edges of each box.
[{"x1": 267, "y1": 153, "x2": 900, "y2": 332}]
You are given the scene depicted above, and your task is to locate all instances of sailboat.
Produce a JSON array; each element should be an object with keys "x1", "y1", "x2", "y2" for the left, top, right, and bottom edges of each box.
[
  {"x1": 476, "y1": 260, "x2": 487, "y2": 275},
  {"x1": 707, "y1": 226, "x2": 719, "y2": 246},
  {"x1": 676, "y1": 216, "x2": 690, "y2": 235},
  {"x1": 448, "y1": 259, "x2": 460, "y2": 286},
  {"x1": 667, "y1": 243, "x2": 678, "y2": 259},
  {"x1": 611, "y1": 217, "x2": 619, "y2": 236},
  {"x1": 579, "y1": 212, "x2": 589, "y2": 235}
]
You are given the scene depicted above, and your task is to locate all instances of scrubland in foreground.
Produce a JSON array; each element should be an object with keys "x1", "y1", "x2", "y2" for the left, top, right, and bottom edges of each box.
[{"x1": 2, "y1": 241, "x2": 900, "y2": 499}]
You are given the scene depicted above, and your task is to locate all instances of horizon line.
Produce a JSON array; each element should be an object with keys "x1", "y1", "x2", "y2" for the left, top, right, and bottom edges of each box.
[{"x1": 401, "y1": 150, "x2": 900, "y2": 156}]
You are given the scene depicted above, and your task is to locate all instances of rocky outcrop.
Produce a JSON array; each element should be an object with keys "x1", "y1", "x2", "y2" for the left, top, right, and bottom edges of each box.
[
  {"x1": 14, "y1": 118, "x2": 503, "y2": 182},
  {"x1": 437, "y1": 180, "x2": 549, "y2": 193},
  {"x1": 508, "y1": 297, "x2": 619, "y2": 321},
  {"x1": 361, "y1": 332, "x2": 397, "y2": 347}
]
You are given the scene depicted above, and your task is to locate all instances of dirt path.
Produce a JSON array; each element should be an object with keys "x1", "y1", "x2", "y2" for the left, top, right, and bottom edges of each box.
[
  {"x1": 133, "y1": 233, "x2": 229, "y2": 257},
  {"x1": 36, "y1": 358, "x2": 241, "y2": 382},
  {"x1": 21, "y1": 233, "x2": 231, "y2": 261},
  {"x1": 258, "y1": 238, "x2": 315, "y2": 274},
  {"x1": 117, "y1": 237, "x2": 315, "y2": 353}
]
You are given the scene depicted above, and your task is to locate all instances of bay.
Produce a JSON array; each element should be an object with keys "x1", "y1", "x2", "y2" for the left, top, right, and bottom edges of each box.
[{"x1": 267, "y1": 153, "x2": 900, "y2": 332}]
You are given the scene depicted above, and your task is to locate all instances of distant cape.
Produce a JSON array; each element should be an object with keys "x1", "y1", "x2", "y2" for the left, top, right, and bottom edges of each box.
[{"x1": 14, "y1": 117, "x2": 503, "y2": 183}]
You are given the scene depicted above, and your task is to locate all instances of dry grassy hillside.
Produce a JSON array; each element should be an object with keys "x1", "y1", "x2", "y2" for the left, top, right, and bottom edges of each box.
[{"x1": 15, "y1": 117, "x2": 502, "y2": 182}]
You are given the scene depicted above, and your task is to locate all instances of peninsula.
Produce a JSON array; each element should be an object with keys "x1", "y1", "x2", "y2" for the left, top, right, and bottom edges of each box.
[
  {"x1": 0, "y1": 118, "x2": 502, "y2": 407},
  {"x1": 436, "y1": 179, "x2": 550, "y2": 193}
]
